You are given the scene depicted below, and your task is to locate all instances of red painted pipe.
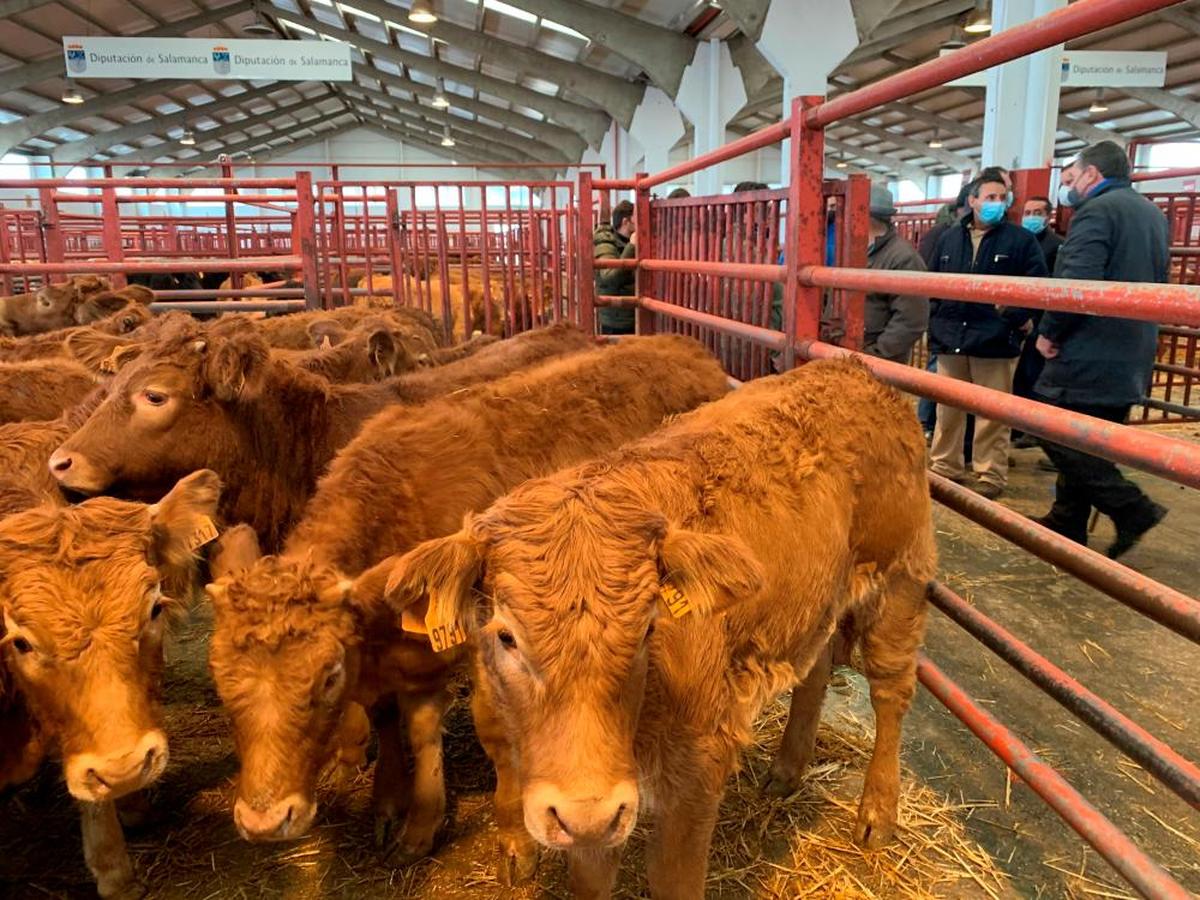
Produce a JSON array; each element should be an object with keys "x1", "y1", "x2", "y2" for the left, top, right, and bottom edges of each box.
[
  {"x1": 0, "y1": 178, "x2": 298, "y2": 189},
  {"x1": 928, "y1": 581, "x2": 1200, "y2": 808},
  {"x1": 1132, "y1": 166, "x2": 1200, "y2": 183},
  {"x1": 918, "y1": 656, "x2": 1192, "y2": 900},
  {"x1": 799, "y1": 265, "x2": 1200, "y2": 327},
  {"x1": 151, "y1": 289, "x2": 306, "y2": 300},
  {"x1": 593, "y1": 258, "x2": 639, "y2": 269},
  {"x1": 638, "y1": 121, "x2": 791, "y2": 190},
  {"x1": 0, "y1": 257, "x2": 302, "y2": 275},
  {"x1": 805, "y1": 0, "x2": 1188, "y2": 128},
  {"x1": 593, "y1": 178, "x2": 637, "y2": 190},
  {"x1": 149, "y1": 300, "x2": 307, "y2": 313},
  {"x1": 64, "y1": 193, "x2": 300, "y2": 204},
  {"x1": 929, "y1": 473, "x2": 1200, "y2": 644},
  {"x1": 797, "y1": 340, "x2": 1200, "y2": 489},
  {"x1": 640, "y1": 258, "x2": 785, "y2": 282},
  {"x1": 638, "y1": 295, "x2": 787, "y2": 350}
]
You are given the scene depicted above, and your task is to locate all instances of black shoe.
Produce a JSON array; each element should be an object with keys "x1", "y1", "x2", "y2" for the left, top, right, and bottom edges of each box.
[
  {"x1": 1031, "y1": 514, "x2": 1087, "y2": 547},
  {"x1": 1107, "y1": 502, "x2": 1168, "y2": 560}
]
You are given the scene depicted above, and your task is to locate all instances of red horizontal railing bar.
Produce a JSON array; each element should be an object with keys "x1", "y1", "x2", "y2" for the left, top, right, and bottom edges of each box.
[
  {"x1": 799, "y1": 266, "x2": 1200, "y2": 327},
  {"x1": 592, "y1": 178, "x2": 637, "y2": 190},
  {"x1": 0, "y1": 257, "x2": 301, "y2": 275},
  {"x1": 637, "y1": 120, "x2": 791, "y2": 190},
  {"x1": 148, "y1": 300, "x2": 307, "y2": 313},
  {"x1": 639, "y1": 296, "x2": 788, "y2": 350},
  {"x1": 53, "y1": 194, "x2": 300, "y2": 204},
  {"x1": 151, "y1": 289, "x2": 305, "y2": 300},
  {"x1": 0, "y1": 178, "x2": 297, "y2": 189},
  {"x1": 796, "y1": 340, "x2": 1200, "y2": 489},
  {"x1": 0, "y1": 160, "x2": 599, "y2": 171},
  {"x1": 1171, "y1": 247, "x2": 1200, "y2": 257},
  {"x1": 594, "y1": 258, "x2": 639, "y2": 269},
  {"x1": 1133, "y1": 166, "x2": 1200, "y2": 183},
  {"x1": 917, "y1": 656, "x2": 1192, "y2": 900},
  {"x1": 804, "y1": 0, "x2": 1187, "y2": 128},
  {"x1": 929, "y1": 473, "x2": 1200, "y2": 644},
  {"x1": 929, "y1": 580, "x2": 1200, "y2": 808},
  {"x1": 1156, "y1": 361, "x2": 1200, "y2": 379},
  {"x1": 641, "y1": 259, "x2": 786, "y2": 282}
]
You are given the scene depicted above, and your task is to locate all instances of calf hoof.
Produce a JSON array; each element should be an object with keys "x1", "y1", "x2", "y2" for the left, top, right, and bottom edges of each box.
[
  {"x1": 853, "y1": 802, "x2": 897, "y2": 850},
  {"x1": 382, "y1": 822, "x2": 441, "y2": 868},
  {"x1": 98, "y1": 876, "x2": 147, "y2": 900},
  {"x1": 495, "y1": 835, "x2": 538, "y2": 886},
  {"x1": 761, "y1": 765, "x2": 805, "y2": 799}
]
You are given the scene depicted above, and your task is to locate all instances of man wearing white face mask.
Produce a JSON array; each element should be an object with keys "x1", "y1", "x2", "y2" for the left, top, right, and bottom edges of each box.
[
  {"x1": 1032, "y1": 141, "x2": 1169, "y2": 558},
  {"x1": 927, "y1": 166, "x2": 1048, "y2": 500}
]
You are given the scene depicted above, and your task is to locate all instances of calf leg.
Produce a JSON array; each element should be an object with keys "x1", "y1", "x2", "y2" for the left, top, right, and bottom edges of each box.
[
  {"x1": 764, "y1": 642, "x2": 832, "y2": 797},
  {"x1": 854, "y1": 571, "x2": 928, "y2": 849},
  {"x1": 372, "y1": 697, "x2": 412, "y2": 849},
  {"x1": 646, "y1": 765, "x2": 723, "y2": 900},
  {"x1": 566, "y1": 847, "x2": 622, "y2": 900},
  {"x1": 328, "y1": 702, "x2": 370, "y2": 789},
  {"x1": 386, "y1": 688, "x2": 448, "y2": 865},
  {"x1": 470, "y1": 662, "x2": 538, "y2": 885},
  {"x1": 80, "y1": 800, "x2": 142, "y2": 899}
]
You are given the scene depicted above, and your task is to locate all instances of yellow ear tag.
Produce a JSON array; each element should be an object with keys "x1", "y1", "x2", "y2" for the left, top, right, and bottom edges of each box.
[
  {"x1": 424, "y1": 607, "x2": 468, "y2": 654},
  {"x1": 660, "y1": 582, "x2": 692, "y2": 618},
  {"x1": 188, "y1": 516, "x2": 220, "y2": 552}
]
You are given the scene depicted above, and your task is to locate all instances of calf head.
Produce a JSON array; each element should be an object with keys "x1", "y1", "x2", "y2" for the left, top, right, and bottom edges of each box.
[
  {"x1": 207, "y1": 546, "x2": 372, "y2": 842},
  {"x1": 0, "y1": 469, "x2": 220, "y2": 802},
  {"x1": 49, "y1": 324, "x2": 270, "y2": 495},
  {"x1": 381, "y1": 485, "x2": 765, "y2": 852}
]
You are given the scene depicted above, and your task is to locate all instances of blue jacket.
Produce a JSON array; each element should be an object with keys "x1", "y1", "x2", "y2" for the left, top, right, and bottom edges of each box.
[
  {"x1": 1035, "y1": 180, "x2": 1168, "y2": 408},
  {"x1": 928, "y1": 215, "x2": 1048, "y2": 358}
]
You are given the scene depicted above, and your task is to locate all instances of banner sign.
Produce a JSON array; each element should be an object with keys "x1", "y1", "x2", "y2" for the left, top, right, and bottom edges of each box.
[
  {"x1": 62, "y1": 37, "x2": 353, "y2": 81},
  {"x1": 945, "y1": 49, "x2": 1167, "y2": 90},
  {"x1": 1060, "y1": 51, "x2": 1167, "y2": 87}
]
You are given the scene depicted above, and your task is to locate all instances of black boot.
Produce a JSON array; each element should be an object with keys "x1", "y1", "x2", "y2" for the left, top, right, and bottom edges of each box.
[
  {"x1": 1031, "y1": 513, "x2": 1088, "y2": 547},
  {"x1": 1107, "y1": 502, "x2": 1168, "y2": 560}
]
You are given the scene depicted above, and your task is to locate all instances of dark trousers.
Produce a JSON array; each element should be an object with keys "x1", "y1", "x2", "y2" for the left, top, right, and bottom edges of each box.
[
  {"x1": 1036, "y1": 401, "x2": 1156, "y2": 538},
  {"x1": 1011, "y1": 336, "x2": 1046, "y2": 440}
]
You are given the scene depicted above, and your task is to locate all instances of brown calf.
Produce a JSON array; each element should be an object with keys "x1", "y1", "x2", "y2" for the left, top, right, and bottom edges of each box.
[
  {"x1": 0, "y1": 277, "x2": 129, "y2": 336},
  {"x1": 383, "y1": 359, "x2": 936, "y2": 898},
  {"x1": 279, "y1": 322, "x2": 414, "y2": 384},
  {"x1": 50, "y1": 322, "x2": 594, "y2": 550},
  {"x1": 0, "y1": 359, "x2": 100, "y2": 425},
  {"x1": 0, "y1": 470, "x2": 220, "y2": 898},
  {"x1": 0, "y1": 303, "x2": 152, "y2": 363},
  {"x1": 205, "y1": 336, "x2": 728, "y2": 869}
]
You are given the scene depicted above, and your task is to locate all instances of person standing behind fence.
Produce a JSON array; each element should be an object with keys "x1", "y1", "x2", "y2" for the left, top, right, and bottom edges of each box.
[
  {"x1": 1012, "y1": 195, "x2": 1066, "y2": 447},
  {"x1": 593, "y1": 199, "x2": 638, "y2": 335},
  {"x1": 1032, "y1": 140, "x2": 1169, "y2": 558},
  {"x1": 863, "y1": 185, "x2": 929, "y2": 363},
  {"x1": 928, "y1": 168, "x2": 1047, "y2": 500}
]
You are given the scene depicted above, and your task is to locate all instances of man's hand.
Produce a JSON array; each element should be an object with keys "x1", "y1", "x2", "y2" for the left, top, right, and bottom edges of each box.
[
  {"x1": 628, "y1": 227, "x2": 638, "y2": 247},
  {"x1": 1020, "y1": 319, "x2": 1034, "y2": 335},
  {"x1": 1036, "y1": 335, "x2": 1059, "y2": 359}
]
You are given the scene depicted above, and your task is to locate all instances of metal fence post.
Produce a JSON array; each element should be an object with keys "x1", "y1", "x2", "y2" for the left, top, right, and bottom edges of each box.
[
  {"x1": 577, "y1": 171, "x2": 596, "y2": 334},
  {"x1": 784, "y1": 96, "x2": 825, "y2": 371},
  {"x1": 293, "y1": 171, "x2": 321, "y2": 310},
  {"x1": 840, "y1": 174, "x2": 870, "y2": 351},
  {"x1": 634, "y1": 172, "x2": 655, "y2": 335},
  {"x1": 99, "y1": 185, "x2": 126, "y2": 290}
]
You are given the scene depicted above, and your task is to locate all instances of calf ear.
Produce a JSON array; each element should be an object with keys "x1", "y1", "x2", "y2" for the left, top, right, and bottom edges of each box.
[
  {"x1": 367, "y1": 329, "x2": 409, "y2": 377},
  {"x1": 117, "y1": 285, "x2": 155, "y2": 305},
  {"x1": 74, "y1": 292, "x2": 130, "y2": 325},
  {"x1": 149, "y1": 470, "x2": 223, "y2": 576},
  {"x1": 372, "y1": 531, "x2": 482, "y2": 652},
  {"x1": 307, "y1": 318, "x2": 347, "y2": 348},
  {"x1": 200, "y1": 332, "x2": 270, "y2": 401},
  {"x1": 657, "y1": 527, "x2": 765, "y2": 618},
  {"x1": 209, "y1": 524, "x2": 262, "y2": 580}
]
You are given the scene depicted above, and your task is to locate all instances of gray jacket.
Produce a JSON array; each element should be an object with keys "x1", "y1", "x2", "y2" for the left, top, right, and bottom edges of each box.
[{"x1": 865, "y1": 226, "x2": 930, "y2": 364}]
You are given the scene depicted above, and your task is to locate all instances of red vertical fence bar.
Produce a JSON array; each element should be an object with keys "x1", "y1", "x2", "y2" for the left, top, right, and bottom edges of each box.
[
  {"x1": 577, "y1": 172, "x2": 596, "y2": 333},
  {"x1": 634, "y1": 172, "x2": 655, "y2": 336},
  {"x1": 99, "y1": 185, "x2": 126, "y2": 289},
  {"x1": 293, "y1": 171, "x2": 320, "y2": 310}
]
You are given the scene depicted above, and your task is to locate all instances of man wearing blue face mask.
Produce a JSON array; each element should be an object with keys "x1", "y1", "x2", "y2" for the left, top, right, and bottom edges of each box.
[
  {"x1": 1032, "y1": 140, "x2": 1169, "y2": 558},
  {"x1": 927, "y1": 167, "x2": 1048, "y2": 500}
]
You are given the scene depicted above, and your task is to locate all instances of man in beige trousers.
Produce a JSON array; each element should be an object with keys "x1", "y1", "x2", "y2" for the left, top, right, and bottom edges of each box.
[{"x1": 926, "y1": 168, "x2": 1048, "y2": 499}]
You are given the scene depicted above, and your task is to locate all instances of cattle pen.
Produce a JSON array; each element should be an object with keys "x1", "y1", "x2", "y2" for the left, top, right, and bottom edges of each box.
[{"x1": 1, "y1": 0, "x2": 1200, "y2": 897}]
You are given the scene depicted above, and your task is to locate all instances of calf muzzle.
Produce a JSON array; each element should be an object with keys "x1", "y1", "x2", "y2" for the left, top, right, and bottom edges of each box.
[
  {"x1": 523, "y1": 779, "x2": 639, "y2": 850},
  {"x1": 234, "y1": 794, "x2": 316, "y2": 842},
  {"x1": 47, "y1": 448, "x2": 108, "y2": 493},
  {"x1": 65, "y1": 730, "x2": 169, "y2": 802}
]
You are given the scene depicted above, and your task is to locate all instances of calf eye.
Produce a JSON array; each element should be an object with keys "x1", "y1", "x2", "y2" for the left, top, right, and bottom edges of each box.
[
  {"x1": 141, "y1": 390, "x2": 167, "y2": 407},
  {"x1": 497, "y1": 629, "x2": 517, "y2": 650},
  {"x1": 12, "y1": 637, "x2": 32, "y2": 655},
  {"x1": 150, "y1": 601, "x2": 165, "y2": 621}
]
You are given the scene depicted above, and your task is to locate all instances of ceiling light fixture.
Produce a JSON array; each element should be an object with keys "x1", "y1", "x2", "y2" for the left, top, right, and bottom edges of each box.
[
  {"x1": 409, "y1": 0, "x2": 438, "y2": 24},
  {"x1": 963, "y1": 0, "x2": 991, "y2": 34},
  {"x1": 432, "y1": 77, "x2": 450, "y2": 108},
  {"x1": 928, "y1": 131, "x2": 944, "y2": 149},
  {"x1": 1089, "y1": 89, "x2": 1109, "y2": 114},
  {"x1": 835, "y1": 153, "x2": 848, "y2": 169},
  {"x1": 62, "y1": 81, "x2": 84, "y2": 104},
  {"x1": 180, "y1": 130, "x2": 196, "y2": 146},
  {"x1": 440, "y1": 124, "x2": 455, "y2": 147},
  {"x1": 243, "y1": 2, "x2": 276, "y2": 34}
]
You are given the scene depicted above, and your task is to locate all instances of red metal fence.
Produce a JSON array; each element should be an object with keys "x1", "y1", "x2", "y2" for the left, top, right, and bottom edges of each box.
[{"x1": 581, "y1": 1, "x2": 1199, "y2": 896}]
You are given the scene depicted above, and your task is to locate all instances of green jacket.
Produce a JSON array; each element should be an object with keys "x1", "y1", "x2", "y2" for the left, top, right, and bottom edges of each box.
[{"x1": 593, "y1": 223, "x2": 637, "y2": 332}]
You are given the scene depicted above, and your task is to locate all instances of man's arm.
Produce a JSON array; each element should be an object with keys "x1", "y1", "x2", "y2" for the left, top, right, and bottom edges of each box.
[
  {"x1": 870, "y1": 249, "x2": 929, "y2": 361},
  {"x1": 1040, "y1": 206, "x2": 1109, "y2": 344}
]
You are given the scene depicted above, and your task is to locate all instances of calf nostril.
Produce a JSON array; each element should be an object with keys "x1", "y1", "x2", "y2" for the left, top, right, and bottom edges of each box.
[
  {"x1": 88, "y1": 768, "x2": 110, "y2": 789},
  {"x1": 283, "y1": 805, "x2": 294, "y2": 827},
  {"x1": 51, "y1": 455, "x2": 72, "y2": 473},
  {"x1": 142, "y1": 747, "x2": 157, "y2": 773},
  {"x1": 609, "y1": 804, "x2": 627, "y2": 833}
]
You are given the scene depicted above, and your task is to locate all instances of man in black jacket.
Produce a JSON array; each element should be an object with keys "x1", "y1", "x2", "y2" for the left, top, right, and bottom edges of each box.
[
  {"x1": 1033, "y1": 141, "x2": 1169, "y2": 558},
  {"x1": 928, "y1": 169, "x2": 1048, "y2": 499}
]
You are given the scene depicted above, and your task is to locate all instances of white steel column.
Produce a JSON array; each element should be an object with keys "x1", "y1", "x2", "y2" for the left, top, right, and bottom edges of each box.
[
  {"x1": 628, "y1": 87, "x2": 686, "y2": 182},
  {"x1": 675, "y1": 39, "x2": 747, "y2": 195},
  {"x1": 982, "y1": 0, "x2": 1068, "y2": 169}
]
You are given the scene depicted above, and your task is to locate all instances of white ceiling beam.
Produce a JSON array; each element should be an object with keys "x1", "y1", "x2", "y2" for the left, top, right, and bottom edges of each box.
[
  {"x1": 835, "y1": 119, "x2": 974, "y2": 170},
  {"x1": 824, "y1": 136, "x2": 932, "y2": 183},
  {"x1": 1121, "y1": 87, "x2": 1200, "y2": 129},
  {"x1": 165, "y1": 109, "x2": 355, "y2": 175},
  {"x1": 1055, "y1": 115, "x2": 1129, "y2": 148}
]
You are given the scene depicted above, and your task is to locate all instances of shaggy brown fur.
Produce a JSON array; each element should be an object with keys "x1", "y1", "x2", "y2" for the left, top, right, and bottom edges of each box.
[
  {"x1": 0, "y1": 396, "x2": 104, "y2": 518},
  {"x1": 383, "y1": 359, "x2": 937, "y2": 897},
  {"x1": 0, "y1": 303, "x2": 151, "y2": 363},
  {"x1": 206, "y1": 336, "x2": 728, "y2": 863},
  {"x1": 246, "y1": 306, "x2": 443, "y2": 351},
  {"x1": 0, "y1": 471, "x2": 220, "y2": 898},
  {"x1": 278, "y1": 323, "x2": 415, "y2": 384},
  {"x1": 53, "y1": 322, "x2": 594, "y2": 550},
  {"x1": 0, "y1": 359, "x2": 100, "y2": 424}
]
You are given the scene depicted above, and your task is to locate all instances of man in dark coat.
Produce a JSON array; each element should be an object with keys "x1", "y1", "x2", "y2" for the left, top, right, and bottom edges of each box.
[
  {"x1": 864, "y1": 185, "x2": 929, "y2": 363},
  {"x1": 928, "y1": 168, "x2": 1047, "y2": 499},
  {"x1": 592, "y1": 200, "x2": 637, "y2": 334},
  {"x1": 1033, "y1": 140, "x2": 1169, "y2": 558},
  {"x1": 1012, "y1": 195, "x2": 1066, "y2": 445}
]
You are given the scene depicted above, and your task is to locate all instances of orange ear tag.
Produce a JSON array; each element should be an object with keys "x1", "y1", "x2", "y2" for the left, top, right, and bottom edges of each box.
[
  {"x1": 660, "y1": 582, "x2": 692, "y2": 618},
  {"x1": 425, "y1": 607, "x2": 468, "y2": 654},
  {"x1": 188, "y1": 516, "x2": 220, "y2": 552}
]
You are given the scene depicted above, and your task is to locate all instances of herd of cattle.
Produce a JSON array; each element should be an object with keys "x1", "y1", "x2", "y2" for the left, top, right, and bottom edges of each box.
[{"x1": 0, "y1": 273, "x2": 936, "y2": 899}]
